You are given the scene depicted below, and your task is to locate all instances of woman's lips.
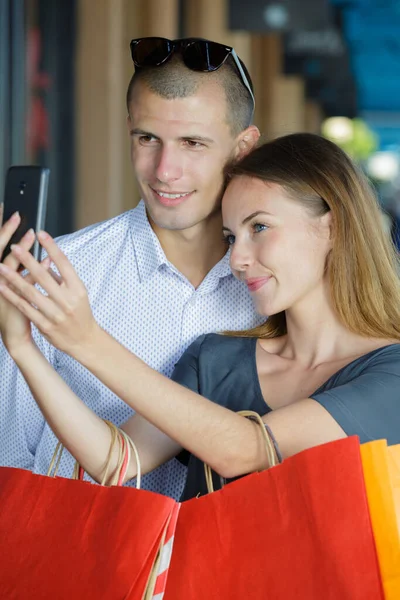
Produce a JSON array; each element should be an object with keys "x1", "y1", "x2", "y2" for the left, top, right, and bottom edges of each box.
[{"x1": 246, "y1": 277, "x2": 271, "y2": 292}]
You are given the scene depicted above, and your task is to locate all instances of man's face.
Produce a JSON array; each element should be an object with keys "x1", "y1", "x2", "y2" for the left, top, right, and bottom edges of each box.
[{"x1": 128, "y1": 81, "x2": 243, "y2": 233}]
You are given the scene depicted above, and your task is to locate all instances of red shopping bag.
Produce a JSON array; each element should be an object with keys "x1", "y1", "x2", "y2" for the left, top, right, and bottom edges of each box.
[
  {"x1": 165, "y1": 436, "x2": 384, "y2": 600},
  {"x1": 0, "y1": 430, "x2": 179, "y2": 599}
]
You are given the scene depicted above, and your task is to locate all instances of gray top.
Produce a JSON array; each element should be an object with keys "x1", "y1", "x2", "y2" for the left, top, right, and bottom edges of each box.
[{"x1": 171, "y1": 333, "x2": 400, "y2": 500}]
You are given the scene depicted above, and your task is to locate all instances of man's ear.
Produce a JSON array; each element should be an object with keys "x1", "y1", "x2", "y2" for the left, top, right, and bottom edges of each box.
[
  {"x1": 126, "y1": 114, "x2": 132, "y2": 135},
  {"x1": 235, "y1": 125, "x2": 260, "y2": 161}
]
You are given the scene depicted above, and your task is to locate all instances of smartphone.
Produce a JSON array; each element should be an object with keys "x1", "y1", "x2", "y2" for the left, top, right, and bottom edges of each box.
[{"x1": 1, "y1": 166, "x2": 50, "y2": 260}]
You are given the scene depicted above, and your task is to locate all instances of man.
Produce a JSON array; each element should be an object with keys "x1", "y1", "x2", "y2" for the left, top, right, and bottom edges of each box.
[{"x1": 0, "y1": 38, "x2": 260, "y2": 499}]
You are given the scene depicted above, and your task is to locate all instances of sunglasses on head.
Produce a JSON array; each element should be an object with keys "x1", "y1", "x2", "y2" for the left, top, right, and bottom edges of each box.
[{"x1": 130, "y1": 37, "x2": 255, "y2": 108}]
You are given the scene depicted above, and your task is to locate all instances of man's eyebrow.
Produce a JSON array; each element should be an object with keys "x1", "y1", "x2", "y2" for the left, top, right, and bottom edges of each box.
[
  {"x1": 129, "y1": 129, "x2": 214, "y2": 144},
  {"x1": 222, "y1": 211, "x2": 273, "y2": 232},
  {"x1": 129, "y1": 128, "x2": 157, "y2": 137},
  {"x1": 181, "y1": 135, "x2": 215, "y2": 144}
]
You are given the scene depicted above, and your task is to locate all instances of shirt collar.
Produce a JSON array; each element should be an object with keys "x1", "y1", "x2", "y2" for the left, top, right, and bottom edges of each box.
[
  {"x1": 130, "y1": 200, "x2": 233, "y2": 283},
  {"x1": 208, "y1": 247, "x2": 232, "y2": 279},
  {"x1": 130, "y1": 200, "x2": 168, "y2": 282}
]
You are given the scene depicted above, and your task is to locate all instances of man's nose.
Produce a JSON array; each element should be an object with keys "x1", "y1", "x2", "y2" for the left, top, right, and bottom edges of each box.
[{"x1": 155, "y1": 146, "x2": 183, "y2": 183}]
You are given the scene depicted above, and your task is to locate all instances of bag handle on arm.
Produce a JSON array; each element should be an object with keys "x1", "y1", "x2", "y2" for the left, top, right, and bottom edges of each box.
[
  {"x1": 47, "y1": 419, "x2": 141, "y2": 488},
  {"x1": 204, "y1": 410, "x2": 281, "y2": 494}
]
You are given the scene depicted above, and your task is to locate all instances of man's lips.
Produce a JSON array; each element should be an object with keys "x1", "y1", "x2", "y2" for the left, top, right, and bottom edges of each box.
[
  {"x1": 245, "y1": 277, "x2": 271, "y2": 292},
  {"x1": 151, "y1": 188, "x2": 194, "y2": 207}
]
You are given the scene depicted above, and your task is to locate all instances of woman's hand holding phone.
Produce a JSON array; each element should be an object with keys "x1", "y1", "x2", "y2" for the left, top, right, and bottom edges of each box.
[
  {"x1": 0, "y1": 229, "x2": 99, "y2": 359},
  {"x1": 0, "y1": 212, "x2": 39, "y2": 356}
]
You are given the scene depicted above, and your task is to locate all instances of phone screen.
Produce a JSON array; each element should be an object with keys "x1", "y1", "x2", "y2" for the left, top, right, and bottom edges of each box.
[{"x1": 1, "y1": 166, "x2": 49, "y2": 259}]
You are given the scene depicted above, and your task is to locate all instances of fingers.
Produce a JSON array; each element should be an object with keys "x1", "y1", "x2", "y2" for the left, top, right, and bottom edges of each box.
[
  {"x1": 0, "y1": 281, "x2": 50, "y2": 332},
  {"x1": 0, "y1": 262, "x2": 64, "y2": 322},
  {"x1": 10, "y1": 232, "x2": 76, "y2": 290},
  {"x1": 23, "y1": 256, "x2": 51, "y2": 286},
  {"x1": 24, "y1": 261, "x2": 63, "y2": 287},
  {"x1": 36, "y1": 231, "x2": 78, "y2": 287},
  {"x1": 3, "y1": 229, "x2": 36, "y2": 272},
  {"x1": 40, "y1": 257, "x2": 63, "y2": 285},
  {"x1": 0, "y1": 212, "x2": 36, "y2": 287},
  {"x1": 41, "y1": 255, "x2": 51, "y2": 271},
  {"x1": 47, "y1": 269, "x2": 63, "y2": 285},
  {"x1": 1, "y1": 255, "x2": 49, "y2": 296},
  {"x1": 0, "y1": 212, "x2": 21, "y2": 260},
  {"x1": 7, "y1": 244, "x2": 69, "y2": 307}
]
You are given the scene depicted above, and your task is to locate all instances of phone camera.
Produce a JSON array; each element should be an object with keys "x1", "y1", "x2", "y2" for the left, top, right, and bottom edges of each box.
[{"x1": 19, "y1": 181, "x2": 26, "y2": 195}]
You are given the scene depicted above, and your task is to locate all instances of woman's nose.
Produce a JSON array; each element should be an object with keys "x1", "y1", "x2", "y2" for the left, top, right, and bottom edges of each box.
[{"x1": 230, "y1": 239, "x2": 252, "y2": 273}]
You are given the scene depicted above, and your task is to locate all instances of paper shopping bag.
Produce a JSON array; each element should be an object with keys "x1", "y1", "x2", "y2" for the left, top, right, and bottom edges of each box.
[
  {"x1": 361, "y1": 440, "x2": 400, "y2": 600},
  {"x1": 165, "y1": 436, "x2": 384, "y2": 600},
  {"x1": 0, "y1": 425, "x2": 179, "y2": 600},
  {"x1": 390, "y1": 445, "x2": 400, "y2": 530}
]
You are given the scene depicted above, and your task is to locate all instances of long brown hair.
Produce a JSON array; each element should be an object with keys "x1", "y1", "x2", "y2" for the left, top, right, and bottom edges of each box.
[{"x1": 225, "y1": 133, "x2": 400, "y2": 341}]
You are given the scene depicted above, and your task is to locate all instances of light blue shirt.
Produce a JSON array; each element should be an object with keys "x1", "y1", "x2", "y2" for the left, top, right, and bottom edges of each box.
[{"x1": 0, "y1": 201, "x2": 261, "y2": 499}]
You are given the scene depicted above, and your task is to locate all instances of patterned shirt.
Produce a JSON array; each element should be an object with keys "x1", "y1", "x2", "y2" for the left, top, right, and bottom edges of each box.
[{"x1": 0, "y1": 201, "x2": 262, "y2": 499}]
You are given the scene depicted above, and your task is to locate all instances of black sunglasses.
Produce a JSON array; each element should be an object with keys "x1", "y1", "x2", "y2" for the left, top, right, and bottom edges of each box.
[{"x1": 130, "y1": 37, "x2": 255, "y2": 108}]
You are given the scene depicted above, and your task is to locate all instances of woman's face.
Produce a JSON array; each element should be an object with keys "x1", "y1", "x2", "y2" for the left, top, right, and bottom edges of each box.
[{"x1": 222, "y1": 176, "x2": 332, "y2": 317}]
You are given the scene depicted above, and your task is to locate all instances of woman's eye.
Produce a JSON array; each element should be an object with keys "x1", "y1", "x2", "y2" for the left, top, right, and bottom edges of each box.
[
  {"x1": 253, "y1": 223, "x2": 268, "y2": 234},
  {"x1": 224, "y1": 234, "x2": 235, "y2": 245}
]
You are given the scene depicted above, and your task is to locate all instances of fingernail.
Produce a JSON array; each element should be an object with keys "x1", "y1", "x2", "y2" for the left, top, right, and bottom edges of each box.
[
  {"x1": 38, "y1": 230, "x2": 49, "y2": 241},
  {"x1": 0, "y1": 264, "x2": 8, "y2": 273},
  {"x1": 10, "y1": 244, "x2": 22, "y2": 255},
  {"x1": 11, "y1": 211, "x2": 20, "y2": 221}
]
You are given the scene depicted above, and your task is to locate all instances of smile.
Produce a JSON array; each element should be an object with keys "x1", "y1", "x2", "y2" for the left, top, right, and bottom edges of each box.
[
  {"x1": 151, "y1": 188, "x2": 193, "y2": 207},
  {"x1": 245, "y1": 277, "x2": 271, "y2": 292}
]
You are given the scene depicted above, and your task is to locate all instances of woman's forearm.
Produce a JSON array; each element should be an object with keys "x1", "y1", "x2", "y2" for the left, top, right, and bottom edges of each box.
[
  {"x1": 0, "y1": 235, "x2": 267, "y2": 479},
  {"x1": 74, "y1": 327, "x2": 266, "y2": 478},
  {"x1": 10, "y1": 343, "x2": 139, "y2": 482}
]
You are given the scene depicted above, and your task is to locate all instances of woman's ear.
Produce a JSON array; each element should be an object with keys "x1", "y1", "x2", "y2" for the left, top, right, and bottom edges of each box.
[
  {"x1": 321, "y1": 210, "x2": 334, "y2": 244},
  {"x1": 235, "y1": 125, "x2": 260, "y2": 161}
]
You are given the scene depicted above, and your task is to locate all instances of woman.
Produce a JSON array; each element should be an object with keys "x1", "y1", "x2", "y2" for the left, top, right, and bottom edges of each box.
[{"x1": 1, "y1": 133, "x2": 400, "y2": 500}]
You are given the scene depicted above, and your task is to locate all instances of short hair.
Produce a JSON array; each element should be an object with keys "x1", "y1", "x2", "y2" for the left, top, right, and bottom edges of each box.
[
  {"x1": 126, "y1": 53, "x2": 254, "y2": 136},
  {"x1": 225, "y1": 133, "x2": 400, "y2": 341}
]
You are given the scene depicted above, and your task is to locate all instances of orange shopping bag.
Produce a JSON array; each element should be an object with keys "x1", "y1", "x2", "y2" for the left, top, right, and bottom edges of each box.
[
  {"x1": 0, "y1": 424, "x2": 180, "y2": 600},
  {"x1": 165, "y1": 436, "x2": 384, "y2": 600},
  {"x1": 361, "y1": 440, "x2": 400, "y2": 600}
]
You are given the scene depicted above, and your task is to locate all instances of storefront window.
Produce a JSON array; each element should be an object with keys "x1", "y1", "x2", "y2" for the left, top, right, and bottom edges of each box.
[{"x1": 1, "y1": 0, "x2": 75, "y2": 237}]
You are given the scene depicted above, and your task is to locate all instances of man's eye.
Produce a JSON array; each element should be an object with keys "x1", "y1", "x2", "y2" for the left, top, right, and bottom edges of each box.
[
  {"x1": 184, "y1": 140, "x2": 203, "y2": 148},
  {"x1": 139, "y1": 135, "x2": 157, "y2": 144}
]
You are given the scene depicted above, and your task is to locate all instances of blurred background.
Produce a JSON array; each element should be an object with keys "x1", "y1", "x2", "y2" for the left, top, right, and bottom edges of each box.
[{"x1": 1, "y1": 0, "x2": 400, "y2": 248}]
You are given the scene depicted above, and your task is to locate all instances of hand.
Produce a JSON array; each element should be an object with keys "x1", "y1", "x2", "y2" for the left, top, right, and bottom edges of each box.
[
  {"x1": 0, "y1": 230, "x2": 98, "y2": 357},
  {"x1": 0, "y1": 211, "x2": 45, "y2": 355}
]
